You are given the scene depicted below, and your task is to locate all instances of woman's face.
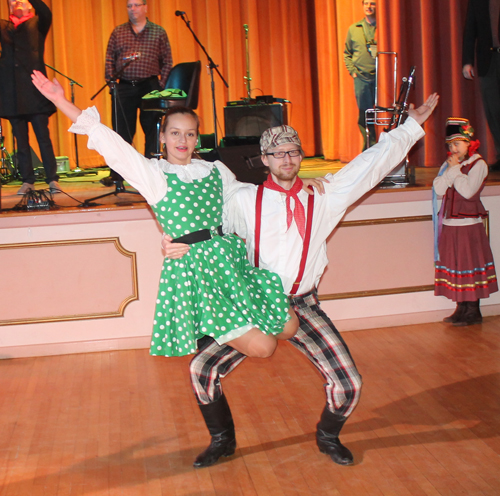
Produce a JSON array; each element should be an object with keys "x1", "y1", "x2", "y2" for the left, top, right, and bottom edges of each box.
[
  {"x1": 448, "y1": 140, "x2": 470, "y2": 162},
  {"x1": 160, "y1": 113, "x2": 198, "y2": 165}
]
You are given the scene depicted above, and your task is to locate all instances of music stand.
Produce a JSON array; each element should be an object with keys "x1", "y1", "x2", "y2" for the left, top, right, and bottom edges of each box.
[{"x1": 82, "y1": 61, "x2": 144, "y2": 207}]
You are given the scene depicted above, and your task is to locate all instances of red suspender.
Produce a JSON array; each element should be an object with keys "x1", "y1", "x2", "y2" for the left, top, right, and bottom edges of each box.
[
  {"x1": 254, "y1": 185, "x2": 314, "y2": 295},
  {"x1": 254, "y1": 184, "x2": 264, "y2": 268}
]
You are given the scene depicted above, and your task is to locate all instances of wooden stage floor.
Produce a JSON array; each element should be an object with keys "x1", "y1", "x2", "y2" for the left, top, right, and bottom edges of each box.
[
  {"x1": 0, "y1": 318, "x2": 499, "y2": 495},
  {"x1": 2, "y1": 160, "x2": 499, "y2": 215}
]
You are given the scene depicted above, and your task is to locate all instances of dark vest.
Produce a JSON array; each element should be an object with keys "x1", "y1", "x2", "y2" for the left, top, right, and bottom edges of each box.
[{"x1": 443, "y1": 157, "x2": 488, "y2": 219}]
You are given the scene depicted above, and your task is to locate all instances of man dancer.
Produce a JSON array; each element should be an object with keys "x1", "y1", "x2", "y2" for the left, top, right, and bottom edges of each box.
[
  {"x1": 164, "y1": 94, "x2": 439, "y2": 468},
  {"x1": 344, "y1": 0, "x2": 377, "y2": 150},
  {"x1": 102, "y1": 0, "x2": 172, "y2": 186},
  {"x1": 0, "y1": 0, "x2": 60, "y2": 195}
]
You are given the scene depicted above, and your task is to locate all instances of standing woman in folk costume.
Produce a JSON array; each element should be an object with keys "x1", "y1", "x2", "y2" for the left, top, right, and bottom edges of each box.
[{"x1": 433, "y1": 117, "x2": 498, "y2": 326}]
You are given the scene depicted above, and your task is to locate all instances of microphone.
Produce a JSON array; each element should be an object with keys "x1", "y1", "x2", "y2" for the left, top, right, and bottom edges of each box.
[
  {"x1": 175, "y1": 10, "x2": 185, "y2": 16},
  {"x1": 123, "y1": 53, "x2": 141, "y2": 61}
]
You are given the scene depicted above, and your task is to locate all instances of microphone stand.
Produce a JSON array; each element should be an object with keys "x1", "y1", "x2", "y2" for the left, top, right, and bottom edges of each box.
[
  {"x1": 45, "y1": 64, "x2": 94, "y2": 177},
  {"x1": 243, "y1": 24, "x2": 252, "y2": 101},
  {"x1": 176, "y1": 12, "x2": 229, "y2": 149},
  {"x1": 0, "y1": 119, "x2": 16, "y2": 186},
  {"x1": 81, "y1": 58, "x2": 144, "y2": 207}
]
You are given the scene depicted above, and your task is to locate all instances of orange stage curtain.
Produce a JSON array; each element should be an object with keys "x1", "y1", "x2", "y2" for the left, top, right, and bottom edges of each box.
[
  {"x1": 315, "y1": 0, "x2": 495, "y2": 165},
  {"x1": 0, "y1": 0, "x2": 316, "y2": 169},
  {"x1": 0, "y1": 0, "x2": 494, "y2": 170},
  {"x1": 377, "y1": 0, "x2": 494, "y2": 166}
]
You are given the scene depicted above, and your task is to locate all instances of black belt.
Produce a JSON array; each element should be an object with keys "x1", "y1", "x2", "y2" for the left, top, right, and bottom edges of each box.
[
  {"x1": 119, "y1": 76, "x2": 158, "y2": 86},
  {"x1": 490, "y1": 47, "x2": 500, "y2": 53},
  {"x1": 172, "y1": 226, "x2": 224, "y2": 245}
]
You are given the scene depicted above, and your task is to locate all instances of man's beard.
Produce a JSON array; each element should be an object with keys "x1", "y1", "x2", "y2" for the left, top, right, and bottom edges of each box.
[{"x1": 274, "y1": 165, "x2": 300, "y2": 182}]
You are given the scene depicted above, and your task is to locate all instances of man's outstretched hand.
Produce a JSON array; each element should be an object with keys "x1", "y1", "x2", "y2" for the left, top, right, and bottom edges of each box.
[{"x1": 407, "y1": 93, "x2": 439, "y2": 126}]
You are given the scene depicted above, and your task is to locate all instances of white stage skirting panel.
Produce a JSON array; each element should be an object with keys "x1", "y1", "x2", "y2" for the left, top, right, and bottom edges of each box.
[{"x1": 1, "y1": 185, "x2": 499, "y2": 358}]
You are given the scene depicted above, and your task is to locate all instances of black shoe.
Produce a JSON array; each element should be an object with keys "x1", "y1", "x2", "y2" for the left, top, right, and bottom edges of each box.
[
  {"x1": 100, "y1": 175, "x2": 115, "y2": 187},
  {"x1": 193, "y1": 394, "x2": 236, "y2": 468},
  {"x1": 453, "y1": 300, "x2": 482, "y2": 326},
  {"x1": 193, "y1": 432, "x2": 236, "y2": 468},
  {"x1": 443, "y1": 302, "x2": 467, "y2": 323},
  {"x1": 316, "y1": 407, "x2": 354, "y2": 465},
  {"x1": 317, "y1": 431, "x2": 354, "y2": 465}
]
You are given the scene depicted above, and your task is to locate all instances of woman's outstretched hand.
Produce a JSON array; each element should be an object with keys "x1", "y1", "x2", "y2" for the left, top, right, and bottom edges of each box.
[
  {"x1": 31, "y1": 70, "x2": 82, "y2": 123},
  {"x1": 31, "y1": 70, "x2": 64, "y2": 103}
]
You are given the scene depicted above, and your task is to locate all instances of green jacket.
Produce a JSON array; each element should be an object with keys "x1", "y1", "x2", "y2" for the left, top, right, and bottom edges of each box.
[{"x1": 344, "y1": 18, "x2": 376, "y2": 82}]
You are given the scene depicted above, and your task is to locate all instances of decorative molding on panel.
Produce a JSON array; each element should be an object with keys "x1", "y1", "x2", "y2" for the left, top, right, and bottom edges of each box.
[
  {"x1": 338, "y1": 215, "x2": 432, "y2": 227},
  {"x1": 319, "y1": 215, "x2": 434, "y2": 300},
  {"x1": 0, "y1": 238, "x2": 138, "y2": 326},
  {"x1": 319, "y1": 285, "x2": 435, "y2": 301}
]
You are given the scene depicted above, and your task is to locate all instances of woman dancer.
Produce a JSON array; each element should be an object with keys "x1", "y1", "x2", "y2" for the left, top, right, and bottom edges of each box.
[{"x1": 32, "y1": 70, "x2": 298, "y2": 357}]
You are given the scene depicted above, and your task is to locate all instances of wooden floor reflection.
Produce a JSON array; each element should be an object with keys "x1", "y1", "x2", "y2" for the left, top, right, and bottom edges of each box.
[{"x1": 0, "y1": 317, "x2": 499, "y2": 495}]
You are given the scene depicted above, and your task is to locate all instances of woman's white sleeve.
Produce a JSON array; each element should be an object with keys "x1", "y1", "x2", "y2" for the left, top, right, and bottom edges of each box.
[{"x1": 69, "y1": 107, "x2": 167, "y2": 204}]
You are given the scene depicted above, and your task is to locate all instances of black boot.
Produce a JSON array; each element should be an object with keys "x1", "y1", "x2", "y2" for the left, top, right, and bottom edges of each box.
[
  {"x1": 193, "y1": 394, "x2": 236, "y2": 468},
  {"x1": 316, "y1": 406, "x2": 354, "y2": 465},
  {"x1": 197, "y1": 335, "x2": 216, "y2": 352},
  {"x1": 453, "y1": 300, "x2": 482, "y2": 326},
  {"x1": 443, "y1": 302, "x2": 467, "y2": 323}
]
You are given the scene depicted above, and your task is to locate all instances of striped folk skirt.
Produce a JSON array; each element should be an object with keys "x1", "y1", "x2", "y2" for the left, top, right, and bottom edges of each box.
[{"x1": 435, "y1": 223, "x2": 498, "y2": 302}]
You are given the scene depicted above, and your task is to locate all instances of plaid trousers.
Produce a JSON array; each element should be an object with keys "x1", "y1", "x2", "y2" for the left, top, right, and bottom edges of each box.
[{"x1": 190, "y1": 289, "x2": 362, "y2": 418}]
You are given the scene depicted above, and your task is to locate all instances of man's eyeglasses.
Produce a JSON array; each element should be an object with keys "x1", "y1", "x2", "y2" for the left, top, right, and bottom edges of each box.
[{"x1": 265, "y1": 149, "x2": 301, "y2": 159}]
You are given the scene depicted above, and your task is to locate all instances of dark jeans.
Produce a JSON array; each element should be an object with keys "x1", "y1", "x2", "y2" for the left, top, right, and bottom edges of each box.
[
  {"x1": 9, "y1": 113, "x2": 58, "y2": 185},
  {"x1": 354, "y1": 76, "x2": 376, "y2": 150},
  {"x1": 480, "y1": 52, "x2": 500, "y2": 162},
  {"x1": 109, "y1": 78, "x2": 162, "y2": 182}
]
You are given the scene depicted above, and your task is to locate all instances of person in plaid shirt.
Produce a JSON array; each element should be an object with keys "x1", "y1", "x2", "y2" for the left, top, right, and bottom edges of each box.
[
  {"x1": 162, "y1": 94, "x2": 439, "y2": 468},
  {"x1": 101, "y1": 0, "x2": 172, "y2": 187}
]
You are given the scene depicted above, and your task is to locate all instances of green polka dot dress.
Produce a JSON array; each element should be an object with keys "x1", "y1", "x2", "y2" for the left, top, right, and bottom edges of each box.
[{"x1": 150, "y1": 166, "x2": 290, "y2": 357}]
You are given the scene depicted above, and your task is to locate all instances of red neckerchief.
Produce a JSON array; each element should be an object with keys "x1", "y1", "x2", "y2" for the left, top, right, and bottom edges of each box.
[
  {"x1": 263, "y1": 175, "x2": 306, "y2": 239},
  {"x1": 9, "y1": 13, "x2": 34, "y2": 28},
  {"x1": 254, "y1": 183, "x2": 314, "y2": 295}
]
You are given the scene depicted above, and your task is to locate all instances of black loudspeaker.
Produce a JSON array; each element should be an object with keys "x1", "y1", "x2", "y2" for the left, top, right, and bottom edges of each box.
[
  {"x1": 199, "y1": 143, "x2": 268, "y2": 185},
  {"x1": 224, "y1": 104, "x2": 287, "y2": 137}
]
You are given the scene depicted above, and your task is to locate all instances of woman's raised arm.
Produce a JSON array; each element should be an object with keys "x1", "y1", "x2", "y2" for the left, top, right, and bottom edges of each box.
[{"x1": 31, "y1": 70, "x2": 82, "y2": 123}]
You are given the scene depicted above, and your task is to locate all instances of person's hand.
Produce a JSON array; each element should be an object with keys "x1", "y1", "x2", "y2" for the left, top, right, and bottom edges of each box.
[
  {"x1": 407, "y1": 93, "x2": 439, "y2": 126},
  {"x1": 31, "y1": 70, "x2": 64, "y2": 103},
  {"x1": 446, "y1": 152, "x2": 461, "y2": 167},
  {"x1": 302, "y1": 177, "x2": 329, "y2": 195},
  {"x1": 161, "y1": 234, "x2": 190, "y2": 259},
  {"x1": 462, "y1": 64, "x2": 474, "y2": 80}
]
